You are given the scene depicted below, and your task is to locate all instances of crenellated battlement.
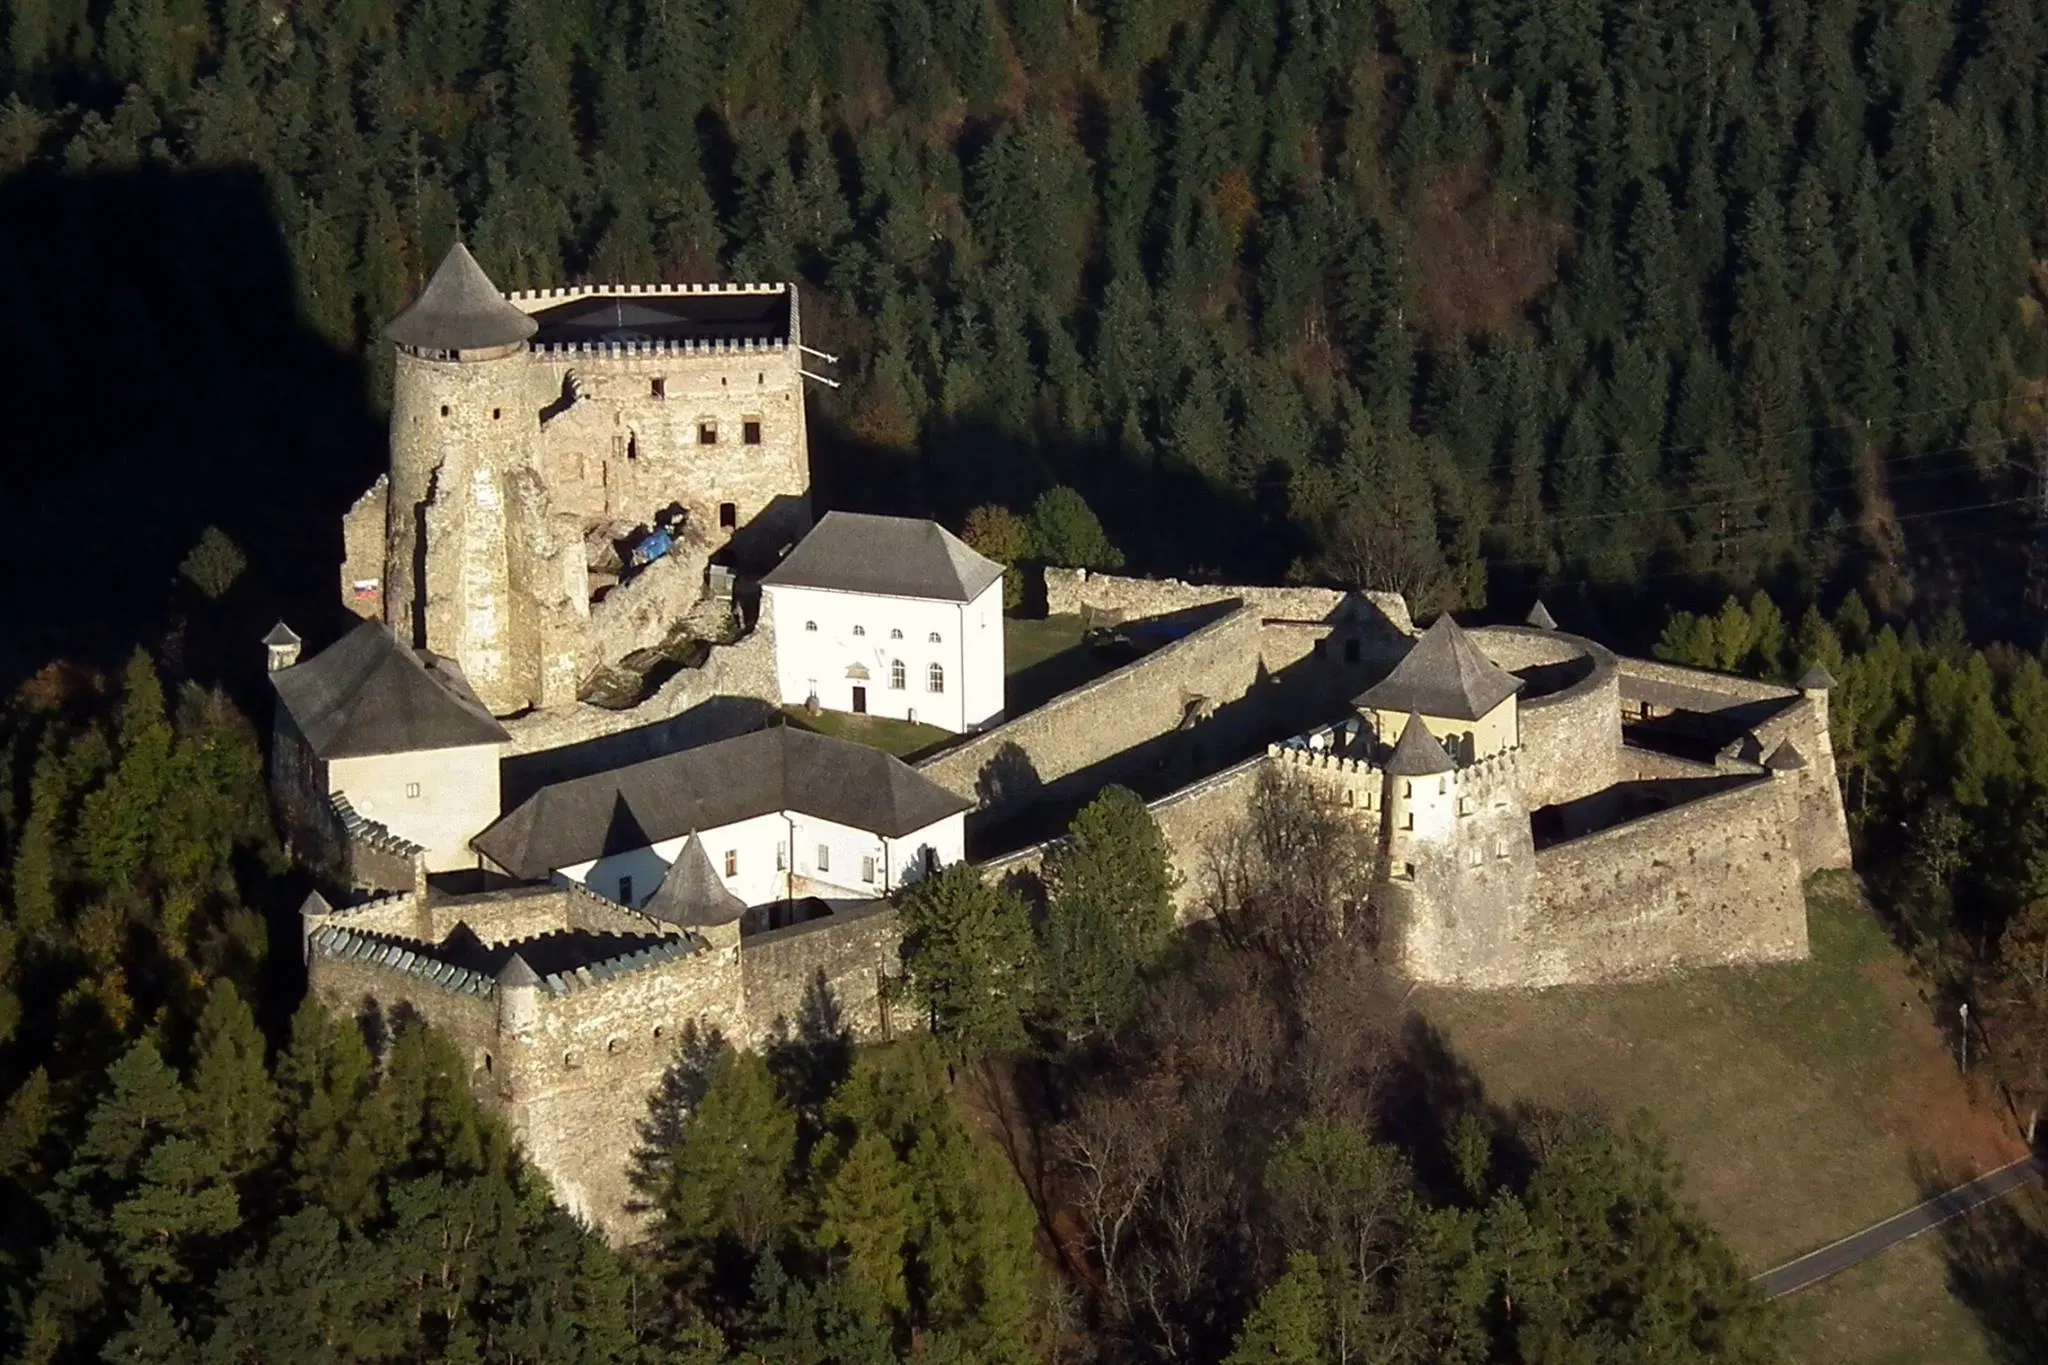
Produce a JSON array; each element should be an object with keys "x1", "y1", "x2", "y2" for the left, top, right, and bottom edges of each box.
[
  {"x1": 330, "y1": 792, "x2": 425, "y2": 860},
  {"x1": 309, "y1": 924, "x2": 497, "y2": 998},
  {"x1": 525, "y1": 934, "x2": 704, "y2": 998},
  {"x1": 528, "y1": 336, "x2": 793, "y2": 359},
  {"x1": 505, "y1": 281, "x2": 789, "y2": 303}
]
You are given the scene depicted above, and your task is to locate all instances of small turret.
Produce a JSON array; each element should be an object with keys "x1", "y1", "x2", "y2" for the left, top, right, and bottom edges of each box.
[
  {"x1": 386, "y1": 243, "x2": 539, "y2": 357},
  {"x1": 1525, "y1": 600, "x2": 1558, "y2": 630},
  {"x1": 1765, "y1": 738, "x2": 1807, "y2": 772},
  {"x1": 1797, "y1": 663, "x2": 1837, "y2": 697},
  {"x1": 496, "y1": 952, "x2": 540, "y2": 1037},
  {"x1": 264, "y1": 621, "x2": 303, "y2": 673},
  {"x1": 642, "y1": 832, "x2": 748, "y2": 953}
]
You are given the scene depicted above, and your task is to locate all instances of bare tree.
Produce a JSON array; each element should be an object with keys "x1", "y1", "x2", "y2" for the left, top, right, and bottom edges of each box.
[{"x1": 1203, "y1": 765, "x2": 1379, "y2": 975}]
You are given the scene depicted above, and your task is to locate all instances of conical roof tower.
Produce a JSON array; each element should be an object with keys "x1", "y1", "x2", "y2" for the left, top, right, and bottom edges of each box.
[
  {"x1": 641, "y1": 832, "x2": 748, "y2": 929},
  {"x1": 385, "y1": 243, "x2": 538, "y2": 353}
]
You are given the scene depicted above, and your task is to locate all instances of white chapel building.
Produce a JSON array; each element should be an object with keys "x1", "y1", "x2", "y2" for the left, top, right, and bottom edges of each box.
[{"x1": 761, "y1": 512, "x2": 1006, "y2": 733}]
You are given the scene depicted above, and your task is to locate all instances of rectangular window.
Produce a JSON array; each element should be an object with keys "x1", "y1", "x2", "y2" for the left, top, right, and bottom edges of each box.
[
  {"x1": 776, "y1": 842, "x2": 787, "y2": 871},
  {"x1": 405, "y1": 782, "x2": 421, "y2": 798},
  {"x1": 743, "y1": 418, "x2": 762, "y2": 444},
  {"x1": 862, "y1": 855, "x2": 877, "y2": 884},
  {"x1": 698, "y1": 421, "x2": 717, "y2": 445},
  {"x1": 724, "y1": 850, "x2": 738, "y2": 877},
  {"x1": 651, "y1": 377, "x2": 666, "y2": 399},
  {"x1": 1468, "y1": 848, "x2": 1483, "y2": 868},
  {"x1": 816, "y1": 844, "x2": 830, "y2": 873}
]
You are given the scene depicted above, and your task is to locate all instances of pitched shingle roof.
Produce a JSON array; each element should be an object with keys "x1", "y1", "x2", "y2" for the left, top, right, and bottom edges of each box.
[
  {"x1": 1384, "y1": 712, "x2": 1456, "y2": 776},
  {"x1": 496, "y1": 952, "x2": 540, "y2": 987},
  {"x1": 384, "y1": 243, "x2": 538, "y2": 353},
  {"x1": 1355, "y1": 615, "x2": 1523, "y2": 722},
  {"x1": 761, "y1": 512, "x2": 1005, "y2": 603},
  {"x1": 473, "y1": 725, "x2": 972, "y2": 880},
  {"x1": 270, "y1": 621, "x2": 511, "y2": 759},
  {"x1": 1797, "y1": 663, "x2": 1838, "y2": 692},
  {"x1": 1525, "y1": 600, "x2": 1557, "y2": 630},
  {"x1": 263, "y1": 621, "x2": 302, "y2": 647},
  {"x1": 641, "y1": 833, "x2": 747, "y2": 928}
]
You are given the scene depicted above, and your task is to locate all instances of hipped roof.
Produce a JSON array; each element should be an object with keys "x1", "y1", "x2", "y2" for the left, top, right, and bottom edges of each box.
[
  {"x1": 762, "y1": 512, "x2": 1005, "y2": 603},
  {"x1": 473, "y1": 725, "x2": 971, "y2": 880},
  {"x1": 270, "y1": 621, "x2": 511, "y2": 759},
  {"x1": 385, "y1": 243, "x2": 538, "y2": 352},
  {"x1": 1355, "y1": 615, "x2": 1523, "y2": 723}
]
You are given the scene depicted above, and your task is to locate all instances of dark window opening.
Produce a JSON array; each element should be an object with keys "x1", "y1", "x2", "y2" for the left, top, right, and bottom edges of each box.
[
  {"x1": 492, "y1": 408, "x2": 502, "y2": 420},
  {"x1": 627, "y1": 434, "x2": 638, "y2": 461},
  {"x1": 651, "y1": 377, "x2": 666, "y2": 399},
  {"x1": 719, "y1": 501, "x2": 737, "y2": 529},
  {"x1": 743, "y1": 419, "x2": 762, "y2": 444},
  {"x1": 440, "y1": 404, "x2": 450, "y2": 417},
  {"x1": 698, "y1": 422, "x2": 717, "y2": 445}
]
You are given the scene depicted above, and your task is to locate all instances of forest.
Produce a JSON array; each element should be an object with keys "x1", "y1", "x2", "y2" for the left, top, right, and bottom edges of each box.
[{"x1": 9, "y1": 0, "x2": 2048, "y2": 625}]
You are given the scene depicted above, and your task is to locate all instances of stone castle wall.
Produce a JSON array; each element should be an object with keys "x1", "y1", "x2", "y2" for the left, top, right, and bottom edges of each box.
[
  {"x1": 978, "y1": 753, "x2": 1269, "y2": 918},
  {"x1": 499, "y1": 625, "x2": 778, "y2": 757},
  {"x1": 1518, "y1": 773, "x2": 1809, "y2": 986},
  {"x1": 1045, "y1": 568, "x2": 1415, "y2": 640},
  {"x1": 916, "y1": 604, "x2": 1272, "y2": 816},
  {"x1": 741, "y1": 901, "x2": 914, "y2": 1044},
  {"x1": 1467, "y1": 626, "x2": 1623, "y2": 808}
]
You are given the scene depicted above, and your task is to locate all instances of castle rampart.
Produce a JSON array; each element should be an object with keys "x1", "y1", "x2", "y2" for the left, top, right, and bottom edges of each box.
[
  {"x1": 1044, "y1": 567, "x2": 1415, "y2": 643},
  {"x1": 1516, "y1": 772, "x2": 1808, "y2": 986},
  {"x1": 1466, "y1": 625, "x2": 1622, "y2": 807},
  {"x1": 741, "y1": 900, "x2": 913, "y2": 1044}
]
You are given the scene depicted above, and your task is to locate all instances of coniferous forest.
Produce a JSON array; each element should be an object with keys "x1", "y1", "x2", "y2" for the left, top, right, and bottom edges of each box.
[
  {"x1": 9, "y1": 0, "x2": 2048, "y2": 619},
  {"x1": 12, "y1": 0, "x2": 2048, "y2": 1359}
]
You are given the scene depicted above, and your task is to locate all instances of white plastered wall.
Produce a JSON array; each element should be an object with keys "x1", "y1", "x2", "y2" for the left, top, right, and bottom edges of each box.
[
  {"x1": 764, "y1": 582, "x2": 1005, "y2": 733},
  {"x1": 328, "y1": 743, "x2": 505, "y2": 873}
]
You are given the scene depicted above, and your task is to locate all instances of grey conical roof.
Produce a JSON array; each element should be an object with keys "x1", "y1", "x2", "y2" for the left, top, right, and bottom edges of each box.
[
  {"x1": 496, "y1": 952, "x2": 540, "y2": 987},
  {"x1": 385, "y1": 243, "x2": 538, "y2": 352},
  {"x1": 641, "y1": 833, "x2": 747, "y2": 928},
  {"x1": 264, "y1": 620, "x2": 302, "y2": 647},
  {"x1": 1384, "y1": 712, "x2": 1456, "y2": 776},
  {"x1": 297, "y1": 890, "x2": 334, "y2": 918},
  {"x1": 1765, "y1": 738, "x2": 1807, "y2": 772},
  {"x1": 1797, "y1": 663, "x2": 1838, "y2": 692},
  {"x1": 1356, "y1": 615, "x2": 1523, "y2": 722},
  {"x1": 1526, "y1": 600, "x2": 1557, "y2": 630}
]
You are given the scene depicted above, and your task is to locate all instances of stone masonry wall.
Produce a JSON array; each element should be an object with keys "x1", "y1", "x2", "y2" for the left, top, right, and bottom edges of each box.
[
  {"x1": 1045, "y1": 567, "x2": 1415, "y2": 639},
  {"x1": 504, "y1": 941, "x2": 743, "y2": 1238},
  {"x1": 500, "y1": 625, "x2": 778, "y2": 756},
  {"x1": 916, "y1": 605, "x2": 1273, "y2": 816},
  {"x1": 1468, "y1": 626, "x2": 1623, "y2": 809},
  {"x1": 339, "y1": 475, "x2": 388, "y2": 620},
  {"x1": 1519, "y1": 774, "x2": 1809, "y2": 986},
  {"x1": 741, "y1": 902, "x2": 913, "y2": 1045},
  {"x1": 979, "y1": 754, "x2": 1269, "y2": 919}
]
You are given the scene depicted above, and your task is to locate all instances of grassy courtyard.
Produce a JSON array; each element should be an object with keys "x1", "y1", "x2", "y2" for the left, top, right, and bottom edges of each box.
[
  {"x1": 780, "y1": 706, "x2": 954, "y2": 759},
  {"x1": 1419, "y1": 873, "x2": 2023, "y2": 1364}
]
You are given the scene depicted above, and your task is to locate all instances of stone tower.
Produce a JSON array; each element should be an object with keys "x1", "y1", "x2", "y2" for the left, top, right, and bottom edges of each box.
[
  {"x1": 384, "y1": 245, "x2": 587, "y2": 716},
  {"x1": 1375, "y1": 712, "x2": 1535, "y2": 986}
]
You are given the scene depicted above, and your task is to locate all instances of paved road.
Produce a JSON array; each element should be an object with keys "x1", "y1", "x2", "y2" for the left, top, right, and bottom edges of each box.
[{"x1": 1754, "y1": 1154, "x2": 2046, "y2": 1299}]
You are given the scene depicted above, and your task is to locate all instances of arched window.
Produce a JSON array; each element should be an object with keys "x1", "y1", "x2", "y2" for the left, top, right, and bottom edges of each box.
[
  {"x1": 890, "y1": 659, "x2": 906, "y2": 690},
  {"x1": 890, "y1": 628, "x2": 903, "y2": 639},
  {"x1": 805, "y1": 621, "x2": 817, "y2": 632},
  {"x1": 928, "y1": 631, "x2": 942, "y2": 644},
  {"x1": 853, "y1": 625, "x2": 866, "y2": 636},
  {"x1": 927, "y1": 662, "x2": 945, "y2": 693}
]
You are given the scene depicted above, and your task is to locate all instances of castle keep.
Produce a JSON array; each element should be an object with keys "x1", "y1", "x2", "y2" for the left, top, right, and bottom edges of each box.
[
  {"x1": 275, "y1": 253, "x2": 1856, "y2": 1242},
  {"x1": 341, "y1": 245, "x2": 812, "y2": 716}
]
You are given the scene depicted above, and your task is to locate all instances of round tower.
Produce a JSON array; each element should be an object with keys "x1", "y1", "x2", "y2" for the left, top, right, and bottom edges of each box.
[
  {"x1": 496, "y1": 951, "x2": 540, "y2": 1038},
  {"x1": 384, "y1": 244, "x2": 547, "y2": 714},
  {"x1": 1381, "y1": 713, "x2": 1459, "y2": 881}
]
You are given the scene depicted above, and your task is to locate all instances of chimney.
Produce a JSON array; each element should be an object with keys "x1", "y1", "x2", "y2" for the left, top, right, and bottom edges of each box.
[{"x1": 263, "y1": 621, "x2": 303, "y2": 673}]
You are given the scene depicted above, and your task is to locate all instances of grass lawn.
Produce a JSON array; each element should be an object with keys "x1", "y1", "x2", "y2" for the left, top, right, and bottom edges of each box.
[
  {"x1": 1419, "y1": 872, "x2": 2023, "y2": 1365},
  {"x1": 780, "y1": 705, "x2": 953, "y2": 760}
]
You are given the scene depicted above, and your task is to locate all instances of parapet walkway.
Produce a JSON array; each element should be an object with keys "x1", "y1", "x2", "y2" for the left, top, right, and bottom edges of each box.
[{"x1": 1753, "y1": 1153, "x2": 2044, "y2": 1298}]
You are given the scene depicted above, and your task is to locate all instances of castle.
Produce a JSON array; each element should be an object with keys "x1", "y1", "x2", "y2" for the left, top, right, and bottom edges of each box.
[{"x1": 275, "y1": 246, "x2": 1854, "y2": 1241}]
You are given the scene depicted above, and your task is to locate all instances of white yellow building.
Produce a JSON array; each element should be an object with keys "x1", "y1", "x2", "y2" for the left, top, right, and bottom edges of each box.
[{"x1": 760, "y1": 512, "x2": 1006, "y2": 733}]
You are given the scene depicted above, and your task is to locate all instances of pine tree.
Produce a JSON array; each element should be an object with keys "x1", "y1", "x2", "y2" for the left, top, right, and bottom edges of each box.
[
  {"x1": 814, "y1": 1128, "x2": 915, "y2": 1311},
  {"x1": 1225, "y1": 1253, "x2": 1328, "y2": 1364},
  {"x1": 656, "y1": 1047, "x2": 799, "y2": 1278},
  {"x1": 186, "y1": 981, "x2": 277, "y2": 1182},
  {"x1": 894, "y1": 863, "x2": 1036, "y2": 1059}
]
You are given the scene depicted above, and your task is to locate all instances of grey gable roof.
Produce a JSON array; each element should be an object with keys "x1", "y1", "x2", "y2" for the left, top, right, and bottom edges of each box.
[
  {"x1": 271, "y1": 621, "x2": 512, "y2": 759},
  {"x1": 761, "y1": 512, "x2": 1005, "y2": 603},
  {"x1": 473, "y1": 725, "x2": 973, "y2": 880},
  {"x1": 642, "y1": 833, "x2": 747, "y2": 928},
  {"x1": 1355, "y1": 615, "x2": 1523, "y2": 723},
  {"x1": 384, "y1": 243, "x2": 539, "y2": 352}
]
